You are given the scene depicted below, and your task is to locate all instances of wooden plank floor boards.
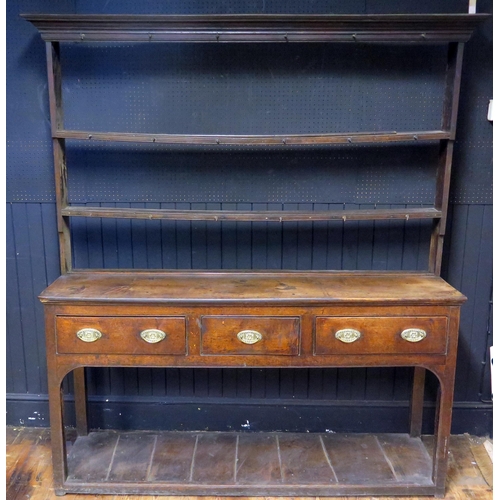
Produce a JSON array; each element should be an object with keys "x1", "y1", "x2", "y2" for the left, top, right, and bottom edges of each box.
[{"x1": 6, "y1": 427, "x2": 492, "y2": 500}]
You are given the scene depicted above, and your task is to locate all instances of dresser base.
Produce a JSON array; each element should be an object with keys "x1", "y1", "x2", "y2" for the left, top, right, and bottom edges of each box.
[
  {"x1": 41, "y1": 271, "x2": 464, "y2": 497},
  {"x1": 60, "y1": 429, "x2": 440, "y2": 497}
]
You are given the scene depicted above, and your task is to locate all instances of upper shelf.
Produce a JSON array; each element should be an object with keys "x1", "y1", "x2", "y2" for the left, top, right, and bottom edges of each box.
[
  {"x1": 55, "y1": 129, "x2": 451, "y2": 146},
  {"x1": 22, "y1": 13, "x2": 489, "y2": 44}
]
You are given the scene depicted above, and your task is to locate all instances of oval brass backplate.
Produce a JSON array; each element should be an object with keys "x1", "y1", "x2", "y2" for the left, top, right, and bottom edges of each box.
[
  {"x1": 335, "y1": 329, "x2": 361, "y2": 343},
  {"x1": 401, "y1": 328, "x2": 427, "y2": 342},
  {"x1": 237, "y1": 330, "x2": 263, "y2": 345},
  {"x1": 76, "y1": 328, "x2": 102, "y2": 343},
  {"x1": 140, "y1": 329, "x2": 166, "y2": 344}
]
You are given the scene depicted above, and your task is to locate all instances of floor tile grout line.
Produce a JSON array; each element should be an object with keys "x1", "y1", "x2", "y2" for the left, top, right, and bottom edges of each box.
[
  {"x1": 105, "y1": 434, "x2": 121, "y2": 482},
  {"x1": 319, "y1": 435, "x2": 339, "y2": 483}
]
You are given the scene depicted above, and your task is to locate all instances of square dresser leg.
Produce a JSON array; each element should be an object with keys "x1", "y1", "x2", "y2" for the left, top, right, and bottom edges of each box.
[
  {"x1": 409, "y1": 366, "x2": 426, "y2": 437},
  {"x1": 48, "y1": 370, "x2": 68, "y2": 495},
  {"x1": 73, "y1": 367, "x2": 89, "y2": 436}
]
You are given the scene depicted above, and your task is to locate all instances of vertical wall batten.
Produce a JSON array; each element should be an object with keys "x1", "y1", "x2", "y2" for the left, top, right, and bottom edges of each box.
[
  {"x1": 6, "y1": 203, "x2": 28, "y2": 394},
  {"x1": 12, "y1": 203, "x2": 43, "y2": 395},
  {"x1": 464, "y1": 205, "x2": 492, "y2": 402}
]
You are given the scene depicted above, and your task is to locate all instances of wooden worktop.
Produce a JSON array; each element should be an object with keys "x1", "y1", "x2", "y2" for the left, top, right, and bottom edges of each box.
[{"x1": 39, "y1": 270, "x2": 466, "y2": 306}]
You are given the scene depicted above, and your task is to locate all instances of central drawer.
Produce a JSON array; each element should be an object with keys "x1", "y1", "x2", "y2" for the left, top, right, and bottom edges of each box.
[
  {"x1": 56, "y1": 316, "x2": 186, "y2": 355},
  {"x1": 201, "y1": 316, "x2": 300, "y2": 355}
]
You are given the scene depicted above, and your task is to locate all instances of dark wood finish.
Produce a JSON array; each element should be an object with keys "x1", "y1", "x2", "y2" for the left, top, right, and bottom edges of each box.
[
  {"x1": 61, "y1": 206, "x2": 442, "y2": 223},
  {"x1": 45, "y1": 43, "x2": 70, "y2": 274},
  {"x1": 149, "y1": 433, "x2": 197, "y2": 482},
  {"x1": 46, "y1": 40, "x2": 89, "y2": 442},
  {"x1": 378, "y1": 433, "x2": 433, "y2": 483},
  {"x1": 72, "y1": 367, "x2": 88, "y2": 437},
  {"x1": 56, "y1": 316, "x2": 186, "y2": 355},
  {"x1": 54, "y1": 129, "x2": 451, "y2": 146},
  {"x1": 322, "y1": 434, "x2": 397, "y2": 484},
  {"x1": 67, "y1": 431, "x2": 119, "y2": 482},
  {"x1": 314, "y1": 316, "x2": 448, "y2": 355},
  {"x1": 25, "y1": 12, "x2": 484, "y2": 498},
  {"x1": 201, "y1": 316, "x2": 300, "y2": 356},
  {"x1": 278, "y1": 433, "x2": 336, "y2": 484},
  {"x1": 236, "y1": 434, "x2": 282, "y2": 484},
  {"x1": 410, "y1": 366, "x2": 425, "y2": 437},
  {"x1": 191, "y1": 433, "x2": 237, "y2": 484},
  {"x1": 410, "y1": 367, "x2": 426, "y2": 437},
  {"x1": 62, "y1": 430, "x2": 437, "y2": 494},
  {"x1": 107, "y1": 432, "x2": 157, "y2": 482},
  {"x1": 22, "y1": 14, "x2": 488, "y2": 43},
  {"x1": 38, "y1": 271, "x2": 465, "y2": 495},
  {"x1": 429, "y1": 44, "x2": 465, "y2": 275},
  {"x1": 8, "y1": 427, "x2": 493, "y2": 499}
]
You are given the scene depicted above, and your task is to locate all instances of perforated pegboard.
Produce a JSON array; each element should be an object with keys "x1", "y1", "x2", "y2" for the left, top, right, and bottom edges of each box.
[
  {"x1": 61, "y1": 43, "x2": 445, "y2": 136},
  {"x1": 6, "y1": 0, "x2": 492, "y2": 204},
  {"x1": 65, "y1": 142, "x2": 438, "y2": 205}
]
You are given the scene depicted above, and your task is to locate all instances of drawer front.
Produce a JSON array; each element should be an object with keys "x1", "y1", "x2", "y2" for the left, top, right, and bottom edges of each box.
[
  {"x1": 56, "y1": 316, "x2": 186, "y2": 355},
  {"x1": 315, "y1": 316, "x2": 448, "y2": 355},
  {"x1": 201, "y1": 316, "x2": 300, "y2": 356}
]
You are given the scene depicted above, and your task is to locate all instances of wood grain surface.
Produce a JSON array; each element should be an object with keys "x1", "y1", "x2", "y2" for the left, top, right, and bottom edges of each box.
[
  {"x1": 39, "y1": 271, "x2": 466, "y2": 305},
  {"x1": 6, "y1": 427, "x2": 492, "y2": 500}
]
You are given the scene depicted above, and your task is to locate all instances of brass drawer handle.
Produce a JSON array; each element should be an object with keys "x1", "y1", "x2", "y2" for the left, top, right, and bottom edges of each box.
[
  {"x1": 335, "y1": 329, "x2": 361, "y2": 343},
  {"x1": 76, "y1": 328, "x2": 102, "y2": 343},
  {"x1": 401, "y1": 328, "x2": 427, "y2": 342},
  {"x1": 237, "y1": 330, "x2": 263, "y2": 345},
  {"x1": 140, "y1": 329, "x2": 166, "y2": 343}
]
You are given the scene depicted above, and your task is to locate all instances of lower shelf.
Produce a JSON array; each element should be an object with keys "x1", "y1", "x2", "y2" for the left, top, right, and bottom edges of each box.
[{"x1": 64, "y1": 430, "x2": 437, "y2": 496}]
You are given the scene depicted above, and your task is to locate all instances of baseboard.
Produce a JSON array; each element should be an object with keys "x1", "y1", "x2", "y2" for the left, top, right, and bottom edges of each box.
[{"x1": 6, "y1": 394, "x2": 492, "y2": 436}]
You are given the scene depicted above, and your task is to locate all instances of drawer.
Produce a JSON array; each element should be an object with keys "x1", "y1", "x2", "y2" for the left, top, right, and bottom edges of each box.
[
  {"x1": 315, "y1": 316, "x2": 448, "y2": 355},
  {"x1": 201, "y1": 316, "x2": 300, "y2": 356},
  {"x1": 56, "y1": 316, "x2": 186, "y2": 355}
]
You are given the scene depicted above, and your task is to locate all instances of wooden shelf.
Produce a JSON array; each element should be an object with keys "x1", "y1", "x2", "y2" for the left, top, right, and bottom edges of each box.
[
  {"x1": 55, "y1": 129, "x2": 451, "y2": 146},
  {"x1": 63, "y1": 430, "x2": 435, "y2": 496},
  {"x1": 61, "y1": 206, "x2": 442, "y2": 222},
  {"x1": 22, "y1": 13, "x2": 489, "y2": 43}
]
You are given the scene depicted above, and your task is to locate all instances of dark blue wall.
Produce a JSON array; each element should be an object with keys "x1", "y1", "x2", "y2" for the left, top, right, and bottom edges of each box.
[{"x1": 6, "y1": 0, "x2": 492, "y2": 434}]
